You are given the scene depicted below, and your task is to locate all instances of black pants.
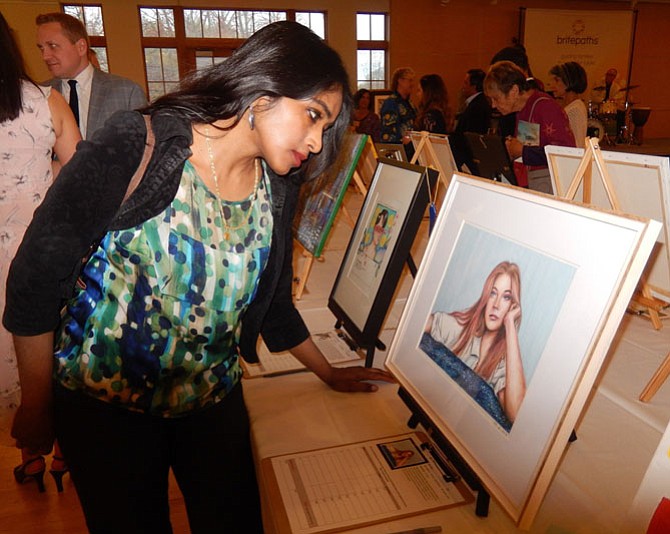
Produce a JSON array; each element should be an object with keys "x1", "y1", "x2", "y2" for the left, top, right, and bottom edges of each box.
[{"x1": 54, "y1": 383, "x2": 263, "y2": 534}]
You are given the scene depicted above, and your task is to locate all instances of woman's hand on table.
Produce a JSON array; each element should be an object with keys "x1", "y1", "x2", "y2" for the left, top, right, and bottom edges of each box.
[{"x1": 324, "y1": 366, "x2": 396, "y2": 393}]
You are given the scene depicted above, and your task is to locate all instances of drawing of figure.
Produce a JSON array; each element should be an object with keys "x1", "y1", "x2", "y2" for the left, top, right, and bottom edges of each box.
[
  {"x1": 358, "y1": 207, "x2": 392, "y2": 264},
  {"x1": 424, "y1": 261, "x2": 525, "y2": 424}
]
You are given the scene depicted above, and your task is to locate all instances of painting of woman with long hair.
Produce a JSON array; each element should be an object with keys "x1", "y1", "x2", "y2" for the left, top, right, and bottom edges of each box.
[{"x1": 423, "y1": 261, "x2": 525, "y2": 430}]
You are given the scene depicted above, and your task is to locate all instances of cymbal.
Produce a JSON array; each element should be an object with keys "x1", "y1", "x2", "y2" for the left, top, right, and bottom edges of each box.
[{"x1": 592, "y1": 84, "x2": 640, "y2": 91}]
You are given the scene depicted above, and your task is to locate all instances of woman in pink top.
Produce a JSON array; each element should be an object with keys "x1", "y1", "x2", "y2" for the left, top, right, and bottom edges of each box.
[{"x1": 484, "y1": 61, "x2": 575, "y2": 192}]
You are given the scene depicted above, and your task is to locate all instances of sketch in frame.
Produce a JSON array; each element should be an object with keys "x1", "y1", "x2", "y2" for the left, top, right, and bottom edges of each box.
[
  {"x1": 384, "y1": 173, "x2": 661, "y2": 527},
  {"x1": 350, "y1": 202, "x2": 398, "y2": 292},
  {"x1": 329, "y1": 159, "x2": 437, "y2": 359},
  {"x1": 420, "y1": 223, "x2": 575, "y2": 432}
]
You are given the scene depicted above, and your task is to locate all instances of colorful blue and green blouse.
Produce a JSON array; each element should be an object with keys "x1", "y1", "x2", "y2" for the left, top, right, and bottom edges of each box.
[{"x1": 55, "y1": 160, "x2": 273, "y2": 416}]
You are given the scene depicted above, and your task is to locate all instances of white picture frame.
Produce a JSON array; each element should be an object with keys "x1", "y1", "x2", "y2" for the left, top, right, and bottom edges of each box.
[
  {"x1": 385, "y1": 173, "x2": 660, "y2": 528},
  {"x1": 546, "y1": 145, "x2": 670, "y2": 302}
]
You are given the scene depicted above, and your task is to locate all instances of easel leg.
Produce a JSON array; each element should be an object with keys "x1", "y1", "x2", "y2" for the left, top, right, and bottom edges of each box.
[
  {"x1": 406, "y1": 254, "x2": 417, "y2": 278},
  {"x1": 293, "y1": 254, "x2": 314, "y2": 301},
  {"x1": 340, "y1": 205, "x2": 356, "y2": 229},
  {"x1": 365, "y1": 345, "x2": 376, "y2": 368},
  {"x1": 475, "y1": 489, "x2": 490, "y2": 517},
  {"x1": 639, "y1": 350, "x2": 670, "y2": 402},
  {"x1": 639, "y1": 284, "x2": 664, "y2": 330}
]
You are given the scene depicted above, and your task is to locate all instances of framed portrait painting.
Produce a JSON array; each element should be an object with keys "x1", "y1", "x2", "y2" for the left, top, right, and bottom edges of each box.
[
  {"x1": 385, "y1": 173, "x2": 660, "y2": 527},
  {"x1": 328, "y1": 160, "x2": 438, "y2": 363}
]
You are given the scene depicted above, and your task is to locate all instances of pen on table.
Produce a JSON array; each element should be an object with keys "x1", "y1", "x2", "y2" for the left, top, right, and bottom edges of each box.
[{"x1": 388, "y1": 527, "x2": 442, "y2": 534}]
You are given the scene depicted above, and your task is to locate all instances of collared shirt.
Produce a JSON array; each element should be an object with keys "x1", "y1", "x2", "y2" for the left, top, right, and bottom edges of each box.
[
  {"x1": 465, "y1": 91, "x2": 481, "y2": 107},
  {"x1": 62, "y1": 63, "x2": 94, "y2": 138}
]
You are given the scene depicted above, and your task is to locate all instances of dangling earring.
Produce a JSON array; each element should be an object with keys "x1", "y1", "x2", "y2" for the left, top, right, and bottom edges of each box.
[{"x1": 248, "y1": 107, "x2": 255, "y2": 130}]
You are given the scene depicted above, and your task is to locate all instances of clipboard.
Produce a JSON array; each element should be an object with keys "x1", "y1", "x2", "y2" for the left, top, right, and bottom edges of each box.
[{"x1": 260, "y1": 431, "x2": 473, "y2": 534}]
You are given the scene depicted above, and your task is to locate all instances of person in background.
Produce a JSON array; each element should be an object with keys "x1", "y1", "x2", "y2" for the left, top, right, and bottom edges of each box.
[
  {"x1": 590, "y1": 67, "x2": 625, "y2": 108},
  {"x1": 415, "y1": 73, "x2": 452, "y2": 134},
  {"x1": 455, "y1": 68, "x2": 492, "y2": 135},
  {"x1": 549, "y1": 61, "x2": 588, "y2": 148},
  {"x1": 380, "y1": 66, "x2": 417, "y2": 159},
  {"x1": 484, "y1": 61, "x2": 575, "y2": 192},
  {"x1": 490, "y1": 45, "x2": 543, "y2": 138},
  {"x1": 352, "y1": 88, "x2": 381, "y2": 142},
  {"x1": 451, "y1": 68, "x2": 492, "y2": 172},
  {"x1": 4, "y1": 21, "x2": 393, "y2": 533},
  {"x1": 36, "y1": 12, "x2": 147, "y2": 139},
  {"x1": 0, "y1": 10, "x2": 80, "y2": 493}
]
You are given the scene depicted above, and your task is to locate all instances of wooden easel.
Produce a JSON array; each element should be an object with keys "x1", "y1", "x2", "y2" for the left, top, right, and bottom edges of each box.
[
  {"x1": 293, "y1": 205, "x2": 357, "y2": 300},
  {"x1": 563, "y1": 138, "x2": 666, "y2": 331},
  {"x1": 639, "y1": 351, "x2": 670, "y2": 402},
  {"x1": 409, "y1": 131, "x2": 451, "y2": 207}
]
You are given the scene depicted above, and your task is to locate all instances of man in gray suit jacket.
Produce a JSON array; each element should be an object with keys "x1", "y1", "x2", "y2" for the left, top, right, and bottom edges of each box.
[{"x1": 36, "y1": 12, "x2": 147, "y2": 140}]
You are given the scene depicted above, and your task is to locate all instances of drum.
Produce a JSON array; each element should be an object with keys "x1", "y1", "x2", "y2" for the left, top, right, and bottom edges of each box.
[
  {"x1": 587, "y1": 118, "x2": 604, "y2": 141},
  {"x1": 600, "y1": 100, "x2": 617, "y2": 116}
]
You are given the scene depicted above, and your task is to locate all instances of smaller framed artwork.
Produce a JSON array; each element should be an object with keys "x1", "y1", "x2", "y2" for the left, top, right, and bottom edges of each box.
[
  {"x1": 385, "y1": 173, "x2": 660, "y2": 528},
  {"x1": 375, "y1": 143, "x2": 407, "y2": 162},
  {"x1": 371, "y1": 90, "x2": 393, "y2": 117},
  {"x1": 328, "y1": 159, "x2": 438, "y2": 355},
  {"x1": 464, "y1": 132, "x2": 517, "y2": 185},
  {"x1": 294, "y1": 133, "x2": 368, "y2": 257}
]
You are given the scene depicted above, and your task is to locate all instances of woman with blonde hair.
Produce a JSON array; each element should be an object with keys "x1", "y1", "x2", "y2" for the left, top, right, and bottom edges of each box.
[{"x1": 425, "y1": 261, "x2": 525, "y2": 422}]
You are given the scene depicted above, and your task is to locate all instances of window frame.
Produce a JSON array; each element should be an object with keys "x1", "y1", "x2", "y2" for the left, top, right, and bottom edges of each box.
[
  {"x1": 356, "y1": 12, "x2": 389, "y2": 90},
  {"x1": 61, "y1": 3, "x2": 109, "y2": 71}
]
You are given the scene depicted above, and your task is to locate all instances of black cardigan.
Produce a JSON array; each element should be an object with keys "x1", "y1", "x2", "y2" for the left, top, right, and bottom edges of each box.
[{"x1": 3, "y1": 110, "x2": 309, "y2": 362}]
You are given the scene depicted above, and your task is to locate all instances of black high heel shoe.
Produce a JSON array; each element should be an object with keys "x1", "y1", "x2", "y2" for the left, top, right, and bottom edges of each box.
[
  {"x1": 14, "y1": 457, "x2": 46, "y2": 493},
  {"x1": 49, "y1": 456, "x2": 69, "y2": 493}
]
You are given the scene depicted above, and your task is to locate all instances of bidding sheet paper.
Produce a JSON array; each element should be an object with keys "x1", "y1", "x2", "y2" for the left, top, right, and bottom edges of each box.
[{"x1": 265, "y1": 432, "x2": 471, "y2": 534}]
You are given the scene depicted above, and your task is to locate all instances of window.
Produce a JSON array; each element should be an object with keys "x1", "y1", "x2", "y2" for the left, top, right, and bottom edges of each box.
[
  {"x1": 183, "y1": 9, "x2": 286, "y2": 38},
  {"x1": 144, "y1": 47, "x2": 180, "y2": 102},
  {"x1": 139, "y1": 7, "x2": 179, "y2": 101},
  {"x1": 296, "y1": 12, "x2": 325, "y2": 39},
  {"x1": 139, "y1": 7, "x2": 327, "y2": 99},
  {"x1": 62, "y1": 4, "x2": 108, "y2": 71},
  {"x1": 356, "y1": 13, "x2": 388, "y2": 89}
]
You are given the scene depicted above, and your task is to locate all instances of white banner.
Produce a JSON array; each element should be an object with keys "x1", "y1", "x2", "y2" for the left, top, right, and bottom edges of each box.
[{"x1": 524, "y1": 9, "x2": 634, "y2": 102}]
